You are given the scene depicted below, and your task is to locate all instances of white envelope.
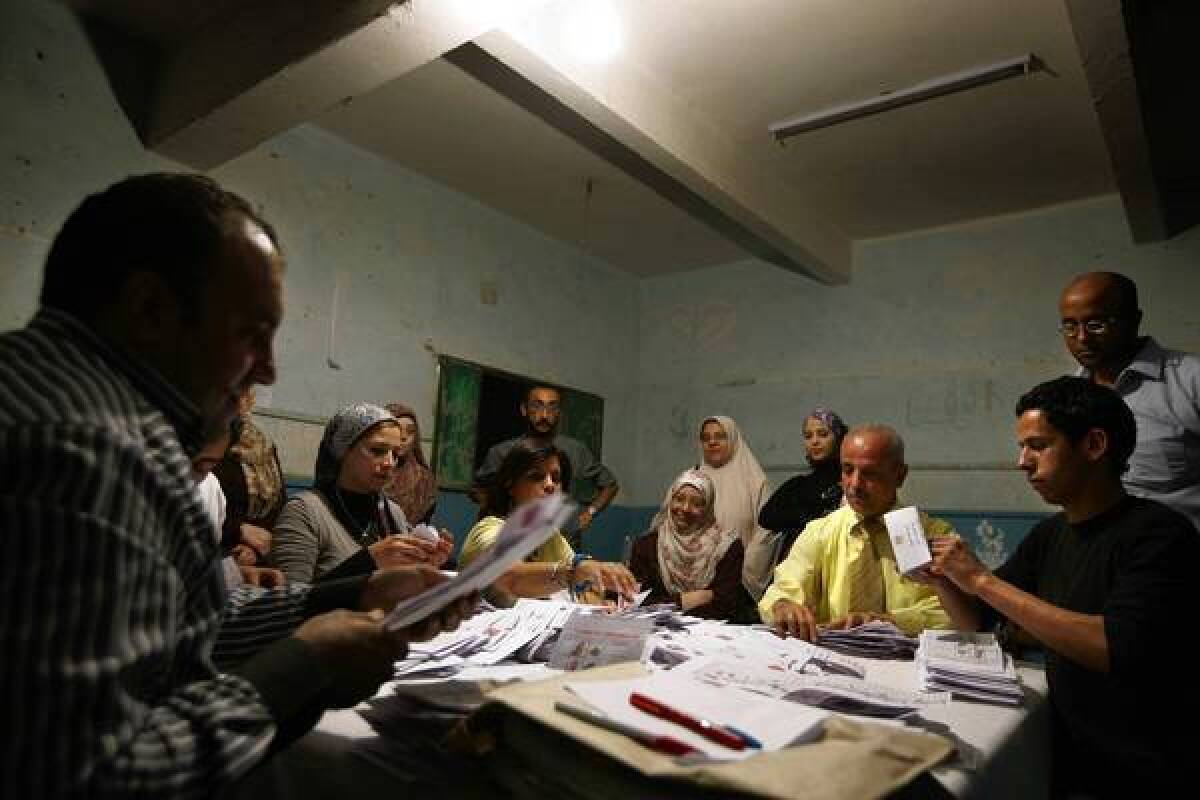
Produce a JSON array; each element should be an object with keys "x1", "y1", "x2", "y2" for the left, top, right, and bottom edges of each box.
[{"x1": 882, "y1": 505, "x2": 932, "y2": 575}]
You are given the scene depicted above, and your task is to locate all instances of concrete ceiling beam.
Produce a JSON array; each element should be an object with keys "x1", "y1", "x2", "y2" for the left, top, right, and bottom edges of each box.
[
  {"x1": 81, "y1": 0, "x2": 551, "y2": 170},
  {"x1": 462, "y1": 23, "x2": 851, "y2": 284},
  {"x1": 1065, "y1": 0, "x2": 1200, "y2": 242}
]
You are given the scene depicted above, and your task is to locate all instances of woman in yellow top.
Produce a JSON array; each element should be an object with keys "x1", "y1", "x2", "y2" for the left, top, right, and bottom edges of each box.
[{"x1": 462, "y1": 438, "x2": 637, "y2": 605}]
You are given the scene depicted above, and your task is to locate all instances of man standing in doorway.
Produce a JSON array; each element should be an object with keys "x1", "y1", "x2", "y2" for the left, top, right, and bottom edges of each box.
[{"x1": 475, "y1": 383, "x2": 618, "y2": 546}]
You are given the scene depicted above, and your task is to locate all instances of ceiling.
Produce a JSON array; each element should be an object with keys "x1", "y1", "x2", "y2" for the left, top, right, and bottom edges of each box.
[{"x1": 76, "y1": 0, "x2": 1198, "y2": 279}]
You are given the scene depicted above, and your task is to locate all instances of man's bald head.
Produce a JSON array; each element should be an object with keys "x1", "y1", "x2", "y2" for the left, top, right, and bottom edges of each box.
[
  {"x1": 840, "y1": 424, "x2": 908, "y2": 519},
  {"x1": 1058, "y1": 271, "x2": 1143, "y2": 378},
  {"x1": 1059, "y1": 272, "x2": 1139, "y2": 316}
]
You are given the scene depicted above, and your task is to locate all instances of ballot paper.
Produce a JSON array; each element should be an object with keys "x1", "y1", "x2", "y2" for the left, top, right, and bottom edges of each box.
[
  {"x1": 817, "y1": 620, "x2": 919, "y2": 660},
  {"x1": 410, "y1": 523, "x2": 441, "y2": 544},
  {"x1": 780, "y1": 673, "x2": 949, "y2": 718},
  {"x1": 385, "y1": 494, "x2": 574, "y2": 631},
  {"x1": 670, "y1": 656, "x2": 943, "y2": 718},
  {"x1": 673, "y1": 655, "x2": 813, "y2": 700},
  {"x1": 565, "y1": 668, "x2": 827, "y2": 761},
  {"x1": 649, "y1": 621, "x2": 811, "y2": 672},
  {"x1": 917, "y1": 630, "x2": 1023, "y2": 706},
  {"x1": 882, "y1": 505, "x2": 932, "y2": 575},
  {"x1": 547, "y1": 611, "x2": 654, "y2": 671}
]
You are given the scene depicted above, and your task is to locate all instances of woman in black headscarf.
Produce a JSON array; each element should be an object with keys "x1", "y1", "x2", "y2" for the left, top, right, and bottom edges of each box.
[{"x1": 758, "y1": 408, "x2": 849, "y2": 566}]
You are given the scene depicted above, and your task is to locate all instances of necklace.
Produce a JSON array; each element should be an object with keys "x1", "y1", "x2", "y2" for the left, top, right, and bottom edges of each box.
[{"x1": 334, "y1": 488, "x2": 378, "y2": 544}]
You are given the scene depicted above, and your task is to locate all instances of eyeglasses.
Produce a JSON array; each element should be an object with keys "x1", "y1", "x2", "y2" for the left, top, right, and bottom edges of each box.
[
  {"x1": 1058, "y1": 317, "x2": 1121, "y2": 338},
  {"x1": 526, "y1": 402, "x2": 559, "y2": 413}
]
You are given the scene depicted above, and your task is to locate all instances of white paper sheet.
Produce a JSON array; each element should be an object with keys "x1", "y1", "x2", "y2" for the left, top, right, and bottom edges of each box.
[
  {"x1": 385, "y1": 494, "x2": 574, "y2": 631},
  {"x1": 547, "y1": 611, "x2": 653, "y2": 671},
  {"x1": 883, "y1": 505, "x2": 933, "y2": 575},
  {"x1": 565, "y1": 668, "x2": 827, "y2": 761}
]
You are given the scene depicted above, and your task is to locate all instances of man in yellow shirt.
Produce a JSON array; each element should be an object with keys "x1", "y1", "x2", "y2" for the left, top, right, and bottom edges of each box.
[{"x1": 759, "y1": 424, "x2": 952, "y2": 640}]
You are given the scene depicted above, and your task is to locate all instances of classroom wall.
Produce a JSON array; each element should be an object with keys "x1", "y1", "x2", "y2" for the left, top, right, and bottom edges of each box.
[
  {"x1": 632, "y1": 195, "x2": 1200, "y2": 516},
  {"x1": 6, "y1": 1, "x2": 1200, "y2": 565},
  {"x1": 0, "y1": 0, "x2": 641, "y2": 501}
]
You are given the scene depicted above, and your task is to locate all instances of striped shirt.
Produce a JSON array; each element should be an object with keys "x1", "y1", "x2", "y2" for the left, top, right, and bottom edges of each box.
[{"x1": 0, "y1": 309, "x2": 350, "y2": 798}]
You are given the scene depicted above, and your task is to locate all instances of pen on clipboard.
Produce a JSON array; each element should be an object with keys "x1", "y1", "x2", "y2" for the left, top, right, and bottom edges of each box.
[
  {"x1": 629, "y1": 692, "x2": 746, "y2": 751},
  {"x1": 553, "y1": 701, "x2": 700, "y2": 757}
]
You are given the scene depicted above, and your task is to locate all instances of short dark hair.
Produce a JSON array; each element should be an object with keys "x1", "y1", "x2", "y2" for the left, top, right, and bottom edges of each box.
[
  {"x1": 1015, "y1": 376, "x2": 1136, "y2": 476},
  {"x1": 482, "y1": 437, "x2": 573, "y2": 518},
  {"x1": 523, "y1": 383, "x2": 561, "y2": 405},
  {"x1": 40, "y1": 173, "x2": 279, "y2": 321}
]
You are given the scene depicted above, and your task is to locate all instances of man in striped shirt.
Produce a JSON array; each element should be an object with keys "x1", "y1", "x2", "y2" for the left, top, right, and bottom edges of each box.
[{"x1": 0, "y1": 174, "x2": 473, "y2": 798}]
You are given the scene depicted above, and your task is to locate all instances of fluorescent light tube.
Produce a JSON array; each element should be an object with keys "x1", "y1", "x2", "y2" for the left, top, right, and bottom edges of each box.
[{"x1": 769, "y1": 54, "x2": 1036, "y2": 142}]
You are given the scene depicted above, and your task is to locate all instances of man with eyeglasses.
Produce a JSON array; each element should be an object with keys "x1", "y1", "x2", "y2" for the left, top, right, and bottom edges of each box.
[
  {"x1": 1058, "y1": 271, "x2": 1199, "y2": 532},
  {"x1": 475, "y1": 383, "x2": 619, "y2": 545}
]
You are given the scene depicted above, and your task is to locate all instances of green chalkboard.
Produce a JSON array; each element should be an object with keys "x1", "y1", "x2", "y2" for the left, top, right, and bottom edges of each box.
[
  {"x1": 560, "y1": 388, "x2": 605, "y2": 503},
  {"x1": 432, "y1": 357, "x2": 481, "y2": 489},
  {"x1": 561, "y1": 389, "x2": 604, "y2": 461}
]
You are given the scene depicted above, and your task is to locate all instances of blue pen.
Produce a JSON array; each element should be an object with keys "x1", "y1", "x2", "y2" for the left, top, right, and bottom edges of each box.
[{"x1": 723, "y1": 725, "x2": 763, "y2": 750}]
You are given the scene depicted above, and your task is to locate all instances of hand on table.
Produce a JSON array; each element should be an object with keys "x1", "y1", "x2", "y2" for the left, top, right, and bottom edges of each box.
[
  {"x1": 772, "y1": 598, "x2": 818, "y2": 641},
  {"x1": 575, "y1": 560, "x2": 638, "y2": 601}
]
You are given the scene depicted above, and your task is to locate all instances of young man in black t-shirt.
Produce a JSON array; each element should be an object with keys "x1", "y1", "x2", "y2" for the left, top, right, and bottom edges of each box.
[{"x1": 918, "y1": 376, "x2": 1198, "y2": 797}]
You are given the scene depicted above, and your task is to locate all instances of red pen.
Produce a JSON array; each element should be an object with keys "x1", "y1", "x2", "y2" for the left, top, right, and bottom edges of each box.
[
  {"x1": 554, "y1": 701, "x2": 699, "y2": 757},
  {"x1": 629, "y1": 692, "x2": 745, "y2": 751}
]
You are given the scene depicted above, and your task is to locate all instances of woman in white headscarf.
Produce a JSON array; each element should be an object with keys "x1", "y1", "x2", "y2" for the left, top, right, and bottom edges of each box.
[
  {"x1": 628, "y1": 469, "x2": 744, "y2": 620},
  {"x1": 697, "y1": 415, "x2": 778, "y2": 600}
]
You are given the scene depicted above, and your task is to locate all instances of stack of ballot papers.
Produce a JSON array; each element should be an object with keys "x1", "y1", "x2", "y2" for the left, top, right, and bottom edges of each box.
[
  {"x1": 672, "y1": 656, "x2": 947, "y2": 719},
  {"x1": 648, "y1": 620, "x2": 868, "y2": 677},
  {"x1": 917, "y1": 630, "x2": 1023, "y2": 706},
  {"x1": 394, "y1": 599, "x2": 578, "y2": 678},
  {"x1": 817, "y1": 620, "x2": 919, "y2": 659}
]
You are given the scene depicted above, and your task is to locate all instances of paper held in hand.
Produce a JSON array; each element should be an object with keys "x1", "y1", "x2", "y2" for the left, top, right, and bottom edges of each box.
[
  {"x1": 882, "y1": 506, "x2": 932, "y2": 575},
  {"x1": 384, "y1": 494, "x2": 575, "y2": 632}
]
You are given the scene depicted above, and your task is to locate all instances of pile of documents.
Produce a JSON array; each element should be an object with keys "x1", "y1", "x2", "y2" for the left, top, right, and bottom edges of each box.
[
  {"x1": 817, "y1": 620, "x2": 918, "y2": 659},
  {"x1": 672, "y1": 656, "x2": 946, "y2": 719},
  {"x1": 395, "y1": 599, "x2": 580, "y2": 679},
  {"x1": 917, "y1": 630, "x2": 1023, "y2": 706}
]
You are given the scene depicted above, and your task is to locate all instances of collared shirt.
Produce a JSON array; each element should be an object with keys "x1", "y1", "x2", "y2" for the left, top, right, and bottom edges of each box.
[
  {"x1": 0, "y1": 308, "x2": 342, "y2": 798},
  {"x1": 758, "y1": 503, "x2": 952, "y2": 636},
  {"x1": 1078, "y1": 337, "x2": 1200, "y2": 532},
  {"x1": 475, "y1": 434, "x2": 617, "y2": 506}
]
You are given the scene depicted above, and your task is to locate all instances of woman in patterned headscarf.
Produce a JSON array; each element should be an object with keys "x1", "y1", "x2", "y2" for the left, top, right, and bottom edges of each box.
[
  {"x1": 759, "y1": 408, "x2": 849, "y2": 566},
  {"x1": 212, "y1": 387, "x2": 286, "y2": 564},
  {"x1": 271, "y1": 403, "x2": 450, "y2": 583},
  {"x1": 628, "y1": 469, "x2": 744, "y2": 620},
  {"x1": 382, "y1": 402, "x2": 438, "y2": 525}
]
